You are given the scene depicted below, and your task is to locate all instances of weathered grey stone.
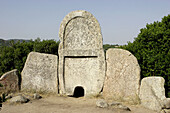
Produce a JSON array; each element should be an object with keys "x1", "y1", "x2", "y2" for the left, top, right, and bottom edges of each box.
[
  {"x1": 164, "y1": 109, "x2": 170, "y2": 113},
  {"x1": 109, "y1": 102, "x2": 122, "y2": 106},
  {"x1": 109, "y1": 102, "x2": 131, "y2": 111},
  {"x1": 96, "y1": 99, "x2": 108, "y2": 108},
  {"x1": 103, "y1": 48, "x2": 140, "y2": 103},
  {"x1": 164, "y1": 98, "x2": 170, "y2": 109},
  {"x1": 0, "y1": 69, "x2": 19, "y2": 93},
  {"x1": 33, "y1": 93, "x2": 41, "y2": 99},
  {"x1": 139, "y1": 77, "x2": 166, "y2": 112},
  {"x1": 10, "y1": 95, "x2": 29, "y2": 104},
  {"x1": 58, "y1": 10, "x2": 105, "y2": 96},
  {"x1": 5, "y1": 93, "x2": 13, "y2": 100},
  {"x1": 21, "y1": 52, "x2": 58, "y2": 93},
  {"x1": 161, "y1": 109, "x2": 170, "y2": 113},
  {"x1": 116, "y1": 105, "x2": 131, "y2": 111}
]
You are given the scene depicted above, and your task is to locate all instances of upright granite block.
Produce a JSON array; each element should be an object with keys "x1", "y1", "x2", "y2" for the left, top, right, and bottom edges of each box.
[
  {"x1": 58, "y1": 10, "x2": 105, "y2": 96},
  {"x1": 103, "y1": 48, "x2": 140, "y2": 103},
  {"x1": 0, "y1": 69, "x2": 19, "y2": 93},
  {"x1": 139, "y1": 77, "x2": 167, "y2": 112},
  {"x1": 21, "y1": 52, "x2": 58, "y2": 93}
]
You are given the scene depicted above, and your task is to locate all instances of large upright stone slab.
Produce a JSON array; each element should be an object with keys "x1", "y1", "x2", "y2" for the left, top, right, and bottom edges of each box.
[
  {"x1": 103, "y1": 48, "x2": 140, "y2": 103},
  {"x1": 58, "y1": 10, "x2": 105, "y2": 96},
  {"x1": 139, "y1": 77, "x2": 167, "y2": 112},
  {"x1": 21, "y1": 52, "x2": 58, "y2": 93}
]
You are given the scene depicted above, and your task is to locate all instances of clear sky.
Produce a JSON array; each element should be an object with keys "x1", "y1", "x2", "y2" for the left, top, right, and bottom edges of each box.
[{"x1": 0, "y1": 0, "x2": 170, "y2": 45}]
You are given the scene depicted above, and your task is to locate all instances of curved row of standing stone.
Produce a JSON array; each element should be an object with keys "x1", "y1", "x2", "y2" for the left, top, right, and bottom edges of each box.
[{"x1": 12, "y1": 10, "x2": 169, "y2": 112}]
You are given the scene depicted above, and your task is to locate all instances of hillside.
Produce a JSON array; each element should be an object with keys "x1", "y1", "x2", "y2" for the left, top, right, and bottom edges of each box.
[{"x1": 0, "y1": 39, "x2": 30, "y2": 46}]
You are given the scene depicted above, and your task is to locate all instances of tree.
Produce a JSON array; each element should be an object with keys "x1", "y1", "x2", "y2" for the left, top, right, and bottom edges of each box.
[
  {"x1": 33, "y1": 39, "x2": 59, "y2": 55},
  {"x1": 0, "y1": 38, "x2": 59, "y2": 77},
  {"x1": 121, "y1": 14, "x2": 170, "y2": 97},
  {"x1": 103, "y1": 44, "x2": 118, "y2": 53}
]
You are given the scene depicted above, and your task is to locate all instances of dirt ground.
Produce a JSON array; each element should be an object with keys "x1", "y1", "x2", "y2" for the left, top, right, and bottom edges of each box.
[{"x1": 1, "y1": 95, "x2": 157, "y2": 113}]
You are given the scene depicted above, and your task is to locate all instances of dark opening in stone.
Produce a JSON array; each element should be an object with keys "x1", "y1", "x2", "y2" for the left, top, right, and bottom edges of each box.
[{"x1": 73, "y1": 86, "x2": 84, "y2": 98}]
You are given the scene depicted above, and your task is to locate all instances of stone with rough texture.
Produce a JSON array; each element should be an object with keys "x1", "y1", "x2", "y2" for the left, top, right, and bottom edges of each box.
[
  {"x1": 21, "y1": 52, "x2": 58, "y2": 93},
  {"x1": 58, "y1": 10, "x2": 105, "y2": 96},
  {"x1": 164, "y1": 98, "x2": 170, "y2": 109},
  {"x1": 96, "y1": 99, "x2": 108, "y2": 108},
  {"x1": 5, "y1": 93, "x2": 13, "y2": 100},
  {"x1": 0, "y1": 69, "x2": 19, "y2": 93},
  {"x1": 109, "y1": 102, "x2": 122, "y2": 106},
  {"x1": 109, "y1": 102, "x2": 131, "y2": 111},
  {"x1": 103, "y1": 48, "x2": 140, "y2": 103},
  {"x1": 139, "y1": 77, "x2": 166, "y2": 112},
  {"x1": 113, "y1": 104, "x2": 131, "y2": 111},
  {"x1": 164, "y1": 109, "x2": 170, "y2": 113},
  {"x1": 33, "y1": 93, "x2": 41, "y2": 99},
  {"x1": 10, "y1": 95, "x2": 29, "y2": 104}
]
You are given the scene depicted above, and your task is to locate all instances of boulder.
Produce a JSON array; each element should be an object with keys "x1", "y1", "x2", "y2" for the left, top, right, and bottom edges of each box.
[
  {"x1": 5, "y1": 93, "x2": 13, "y2": 100},
  {"x1": 164, "y1": 109, "x2": 170, "y2": 113},
  {"x1": 139, "y1": 77, "x2": 166, "y2": 112},
  {"x1": 103, "y1": 48, "x2": 140, "y2": 104},
  {"x1": 21, "y1": 52, "x2": 58, "y2": 93},
  {"x1": 0, "y1": 69, "x2": 19, "y2": 93},
  {"x1": 164, "y1": 98, "x2": 170, "y2": 109},
  {"x1": 33, "y1": 93, "x2": 41, "y2": 99},
  {"x1": 109, "y1": 102, "x2": 122, "y2": 106},
  {"x1": 96, "y1": 100, "x2": 131, "y2": 111},
  {"x1": 109, "y1": 102, "x2": 131, "y2": 111},
  {"x1": 96, "y1": 99, "x2": 108, "y2": 108},
  {"x1": 10, "y1": 95, "x2": 29, "y2": 104},
  {"x1": 116, "y1": 105, "x2": 131, "y2": 111}
]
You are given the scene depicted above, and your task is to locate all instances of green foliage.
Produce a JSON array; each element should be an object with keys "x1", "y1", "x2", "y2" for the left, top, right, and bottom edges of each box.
[
  {"x1": 33, "y1": 38, "x2": 59, "y2": 55},
  {"x1": 120, "y1": 15, "x2": 170, "y2": 97},
  {"x1": 0, "y1": 38, "x2": 59, "y2": 78},
  {"x1": 0, "y1": 83, "x2": 3, "y2": 87},
  {"x1": 103, "y1": 44, "x2": 118, "y2": 53}
]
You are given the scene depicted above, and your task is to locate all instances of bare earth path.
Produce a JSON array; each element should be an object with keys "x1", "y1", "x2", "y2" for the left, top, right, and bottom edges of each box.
[{"x1": 1, "y1": 95, "x2": 157, "y2": 113}]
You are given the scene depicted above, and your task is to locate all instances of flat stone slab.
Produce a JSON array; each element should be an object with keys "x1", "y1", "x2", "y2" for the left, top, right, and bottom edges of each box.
[
  {"x1": 21, "y1": 52, "x2": 58, "y2": 93},
  {"x1": 96, "y1": 99, "x2": 108, "y2": 108},
  {"x1": 103, "y1": 48, "x2": 140, "y2": 104},
  {"x1": 10, "y1": 95, "x2": 29, "y2": 104}
]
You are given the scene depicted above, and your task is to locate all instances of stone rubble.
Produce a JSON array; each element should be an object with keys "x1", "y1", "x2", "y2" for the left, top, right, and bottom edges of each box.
[
  {"x1": 10, "y1": 95, "x2": 29, "y2": 104},
  {"x1": 96, "y1": 99, "x2": 131, "y2": 111}
]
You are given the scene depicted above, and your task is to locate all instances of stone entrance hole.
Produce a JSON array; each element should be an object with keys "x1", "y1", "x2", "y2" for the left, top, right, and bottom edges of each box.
[{"x1": 73, "y1": 86, "x2": 84, "y2": 98}]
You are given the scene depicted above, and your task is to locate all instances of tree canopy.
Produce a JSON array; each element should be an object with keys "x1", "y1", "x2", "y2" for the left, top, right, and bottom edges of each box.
[
  {"x1": 121, "y1": 14, "x2": 170, "y2": 97},
  {"x1": 0, "y1": 39, "x2": 59, "y2": 77}
]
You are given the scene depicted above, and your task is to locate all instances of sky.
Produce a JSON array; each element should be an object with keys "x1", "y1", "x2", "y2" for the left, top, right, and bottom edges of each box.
[{"x1": 0, "y1": 0, "x2": 170, "y2": 45}]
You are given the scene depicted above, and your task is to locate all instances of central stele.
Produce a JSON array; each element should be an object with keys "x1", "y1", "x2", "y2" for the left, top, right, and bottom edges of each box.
[{"x1": 58, "y1": 10, "x2": 105, "y2": 97}]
